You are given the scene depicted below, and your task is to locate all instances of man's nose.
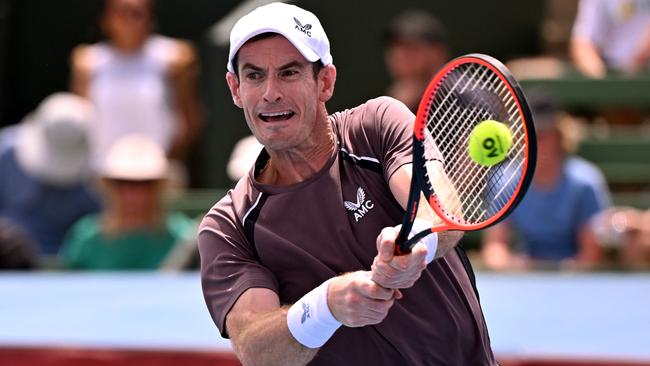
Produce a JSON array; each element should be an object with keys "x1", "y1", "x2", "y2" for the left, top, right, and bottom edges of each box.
[{"x1": 262, "y1": 75, "x2": 283, "y2": 103}]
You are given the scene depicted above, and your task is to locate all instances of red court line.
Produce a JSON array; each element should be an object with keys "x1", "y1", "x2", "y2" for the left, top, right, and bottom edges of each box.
[
  {"x1": 0, "y1": 347, "x2": 242, "y2": 366},
  {"x1": 498, "y1": 356, "x2": 650, "y2": 366}
]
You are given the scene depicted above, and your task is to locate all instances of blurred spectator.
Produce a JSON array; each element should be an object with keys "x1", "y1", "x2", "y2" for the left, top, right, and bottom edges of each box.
[
  {"x1": 0, "y1": 218, "x2": 37, "y2": 269},
  {"x1": 571, "y1": 0, "x2": 650, "y2": 78},
  {"x1": 620, "y1": 208, "x2": 650, "y2": 268},
  {"x1": 384, "y1": 9, "x2": 450, "y2": 112},
  {"x1": 60, "y1": 135, "x2": 194, "y2": 270},
  {"x1": 70, "y1": 0, "x2": 202, "y2": 183},
  {"x1": 0, "y1": 93, "x2": 102, "y2": 257},
  {"x1": 226, "y1": 134, "x2": 263, "y2": 182},
  {"x1": 0, "y1": 124, "x2": 19, "y2": 157},
  {"x1": 481, "y1": 90, "x2": 611, "y2": 270},
  {"x1": 592, "y1": 206, "x2": 650, "y2": 268}
]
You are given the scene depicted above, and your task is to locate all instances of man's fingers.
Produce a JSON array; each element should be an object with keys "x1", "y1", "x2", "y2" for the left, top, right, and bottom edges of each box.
[
  {"x1": 376, "y1": 227, "x2": 398, "y2": 262},
  {"x1": 387, "y1": 243, "x2": 427, "y2": 270},
  {"x1": 360, "y1": 280, "x2": 395, "y2": 301},
  {"x1": 410, "y1": 242, "x2": 429, "y2": 264}
]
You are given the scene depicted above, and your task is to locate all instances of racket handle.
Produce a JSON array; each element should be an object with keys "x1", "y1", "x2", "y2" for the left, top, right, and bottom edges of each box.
[
  {"x1": 396, "y1": 196, "x2": 420, "y2": 255},
  {"x1": 396, "y1": 229, "x2": 432, "y2": 255},
  {"x1": 395, "y1": 222, "x2": 413, "y2": 255}
]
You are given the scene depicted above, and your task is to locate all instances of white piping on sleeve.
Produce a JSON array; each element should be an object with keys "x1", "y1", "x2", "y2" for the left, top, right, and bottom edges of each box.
[{"x1": 242, "y1": 192, "x2": 263, "y2": 226}]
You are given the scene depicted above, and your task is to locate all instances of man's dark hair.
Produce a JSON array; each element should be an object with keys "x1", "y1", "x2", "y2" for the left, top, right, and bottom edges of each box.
[{"x1": 232, "y1": 33, "x2": 324, "y2": 79}]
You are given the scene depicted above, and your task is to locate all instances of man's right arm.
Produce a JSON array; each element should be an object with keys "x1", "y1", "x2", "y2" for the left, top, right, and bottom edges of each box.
[
  {"x1": 226, "y1": 288, "x2": 316, "y2": 366},
  {"x1": 226, "y1": 272, "x2": 399, "y2": 366}
]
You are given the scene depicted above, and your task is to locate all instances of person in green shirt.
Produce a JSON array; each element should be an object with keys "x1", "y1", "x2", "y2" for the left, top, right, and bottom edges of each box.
[{"x1": 61, "y1": 134, "x2": 194, "y2": 270}]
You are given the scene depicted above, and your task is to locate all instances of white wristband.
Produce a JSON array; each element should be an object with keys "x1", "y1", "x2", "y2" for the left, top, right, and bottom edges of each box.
[
  {"x1": 411, "y1": 218, "x2": 439, "y2": 263},
  {"x1": 287, "y1": 278, "x2": 341, "y2": 349}
]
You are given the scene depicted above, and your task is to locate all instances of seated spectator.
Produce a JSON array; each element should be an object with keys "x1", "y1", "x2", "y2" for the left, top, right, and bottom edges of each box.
[
  {"x1": 60, "y1": 135, "x2": 194, "y2": 270},
  {"x1": 384, "y1": 9, "x2": 450, "y2": 112},
  {"x1": 0, "y1": 93, "x2": 102, "y2": 257},
  {"x1": 571, "y1": 0, "x2": 650, "y2": 78},
  {"x1": 481, "y1": 90, "x2": 611, "y2": 270},
  {"x1": 0, "y1": 218, "x2": 37, "y2": 269}
]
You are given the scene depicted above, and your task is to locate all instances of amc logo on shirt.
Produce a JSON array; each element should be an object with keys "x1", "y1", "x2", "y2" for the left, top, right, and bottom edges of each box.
[{"x1": 344, "y1": 187, "x2": 375, "y2": 222}]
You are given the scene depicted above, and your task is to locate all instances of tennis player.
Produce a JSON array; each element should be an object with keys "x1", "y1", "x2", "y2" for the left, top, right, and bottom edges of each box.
[{"x1": 199, "y1": 3, "x2": 496, "y2": 365}]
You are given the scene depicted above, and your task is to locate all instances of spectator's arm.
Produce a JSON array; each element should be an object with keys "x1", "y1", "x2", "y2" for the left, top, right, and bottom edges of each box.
[
  {"x1": 576, "y1": 222, "x2": 603, "y2": 268},
  {"x1": 628, "y1": 24, "x2": 650, "y2": 74},
  {"x1": 570, "y1": 37, "x2": 606, "y2": 78},
  {"x1": 70, "y1": 45, "x2": 93, "y2": 97},
  {"x1": 168, "y1": 40, "x2": 203, "y2": 160},
  {"x1": 570, "y1": 0, "x2": 607, "y2": 78}
]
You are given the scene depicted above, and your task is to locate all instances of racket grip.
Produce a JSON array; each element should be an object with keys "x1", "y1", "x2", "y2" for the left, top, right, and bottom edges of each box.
[
  {"x1": 396, "y1": 229, "x2": 433, "y2": 255},
  {"x1": 395, "y1": 225, "x2": 413, "y2": 255}
]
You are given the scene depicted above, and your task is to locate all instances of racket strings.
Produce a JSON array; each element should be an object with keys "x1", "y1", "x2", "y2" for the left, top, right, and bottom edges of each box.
[{"x1": 421, "y1": 62, "x2": 528, "y2": 225}]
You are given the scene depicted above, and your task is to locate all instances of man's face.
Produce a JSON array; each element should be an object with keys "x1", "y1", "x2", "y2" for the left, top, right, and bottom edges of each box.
[{"x1": 226, "y1": 35, "x2": 333, "y2": 152}]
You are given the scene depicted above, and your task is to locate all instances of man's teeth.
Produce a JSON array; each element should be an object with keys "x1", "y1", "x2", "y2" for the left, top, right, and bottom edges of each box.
[{"x1": 261, "y1": 112, "x2": 292, "y2": 117}]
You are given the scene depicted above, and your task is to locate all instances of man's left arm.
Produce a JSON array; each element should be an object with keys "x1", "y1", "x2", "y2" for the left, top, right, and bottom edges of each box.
[
  {"x1": 388, "y1": 162, "x2": 464, "y2": 257},
  {"x1": 371, "y1": 162, "x2": 463, "y2": 289}
]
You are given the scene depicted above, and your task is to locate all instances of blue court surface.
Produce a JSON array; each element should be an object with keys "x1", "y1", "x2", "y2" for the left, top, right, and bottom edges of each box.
[{"x1": 0, "y1": 271, "x2": 648, "y2": 361}]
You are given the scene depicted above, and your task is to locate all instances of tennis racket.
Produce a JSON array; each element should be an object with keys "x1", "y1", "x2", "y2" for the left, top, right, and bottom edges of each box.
[{"x1": 396, "y1": 53, "x2": 537, "y2": 254}]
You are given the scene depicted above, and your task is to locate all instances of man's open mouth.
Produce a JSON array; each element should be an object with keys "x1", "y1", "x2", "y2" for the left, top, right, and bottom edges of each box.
[{"x1": 259, "y1": 111, "x2": 295, "y2": 122}]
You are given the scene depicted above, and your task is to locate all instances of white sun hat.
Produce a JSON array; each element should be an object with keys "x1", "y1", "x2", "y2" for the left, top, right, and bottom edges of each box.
[
  {"x1": 15, "y1": 92, "x2": 94, "y2": 186},
  {"x1": 100, "y1": 134, "x2": 168, "y2": 181},
  {"x1": 227, "y1": 2, "x2": 333, "y2": 73}
]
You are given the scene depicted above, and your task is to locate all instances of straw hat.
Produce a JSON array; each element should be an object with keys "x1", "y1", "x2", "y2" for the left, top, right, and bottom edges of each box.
[{"x1": 100, "y1": 134, "x2": 168, "y2": 181}]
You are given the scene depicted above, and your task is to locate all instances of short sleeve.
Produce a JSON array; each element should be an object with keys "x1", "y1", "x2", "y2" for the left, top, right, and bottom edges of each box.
[
  {"x1": 198, "y1": 195, "x2": 279, "y2": 338},
  {"x1": 373, "y1": 97, "x2": 416, "y2": 181},
  {"x1": 572, "y1": 0, "x2": 607, "y2": 43},
  {"x1": 576, "y1": 183, "x2": 606, "y2": 226},
  {"x1": 59, "y1": 215, "x2": 97, "y2": 269},
  {"x1": 373, "y1": 97, "x2": 444, "y2": 180},
  {"x1": 567, "y1": 157, "x2": 610, "y2": 225}
]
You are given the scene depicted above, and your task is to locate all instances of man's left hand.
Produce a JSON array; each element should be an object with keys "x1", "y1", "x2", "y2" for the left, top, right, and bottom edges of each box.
[{"x1": 371, "y1": 226, "x2": 428, "y2": 289}]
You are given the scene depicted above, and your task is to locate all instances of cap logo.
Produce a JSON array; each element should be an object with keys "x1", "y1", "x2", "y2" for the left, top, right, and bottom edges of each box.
[{"x1": 293, "y1": 17, "x2": 312, "y2": 37}]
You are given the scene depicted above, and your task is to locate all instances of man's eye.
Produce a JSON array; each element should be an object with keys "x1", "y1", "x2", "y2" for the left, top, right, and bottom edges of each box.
[
  {"x1": 281, "y1": 69, "x2": 299, "y2": 78},
  {"x1": 245, "y1": 72, "x2": 262, "y2": 80}
]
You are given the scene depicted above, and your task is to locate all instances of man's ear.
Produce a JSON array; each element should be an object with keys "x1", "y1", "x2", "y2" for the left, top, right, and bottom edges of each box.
[
  {"x1": 226, "y1": 72, "x2": 243, "y2": 108},
  {"x1": 318, "y1": 65, "x2": 337, "y2": 103}
]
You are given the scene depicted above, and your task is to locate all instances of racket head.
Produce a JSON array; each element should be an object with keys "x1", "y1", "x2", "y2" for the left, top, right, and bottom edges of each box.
[{"x1": 399, "y1": 53, "x2": 536, "y2": 251}]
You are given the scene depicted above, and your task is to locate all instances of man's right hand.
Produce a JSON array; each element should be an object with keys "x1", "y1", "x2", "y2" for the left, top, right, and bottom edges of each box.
[{"x1": 327, "y1": 271, "x2": 401, "y2": 327}]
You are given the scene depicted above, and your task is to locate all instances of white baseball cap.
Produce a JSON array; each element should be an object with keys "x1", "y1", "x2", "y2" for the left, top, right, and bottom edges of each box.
[{"x1": 227, "y1": 2, "x2": 333, "y2": 73}]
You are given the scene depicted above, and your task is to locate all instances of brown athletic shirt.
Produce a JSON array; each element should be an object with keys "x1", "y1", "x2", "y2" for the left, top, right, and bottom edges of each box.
[{"x1": 199, "y1": 97, "x2": 496, "y2": 365}]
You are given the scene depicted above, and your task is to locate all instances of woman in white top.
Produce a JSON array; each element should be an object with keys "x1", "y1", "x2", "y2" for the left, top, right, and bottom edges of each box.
[{"x1": 70, "y1": 0, "x2": 201, "y2": 169}]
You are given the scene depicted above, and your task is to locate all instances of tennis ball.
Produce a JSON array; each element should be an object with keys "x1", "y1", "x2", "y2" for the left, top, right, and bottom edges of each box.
[{"x1": 467, "y1": 120, "x2": 513, "y2": 166}]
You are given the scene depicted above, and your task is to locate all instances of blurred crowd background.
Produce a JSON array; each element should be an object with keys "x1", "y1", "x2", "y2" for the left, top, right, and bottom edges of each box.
[{"x1": 0, "y1": 0, "x2": 649, "y2": 272}]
